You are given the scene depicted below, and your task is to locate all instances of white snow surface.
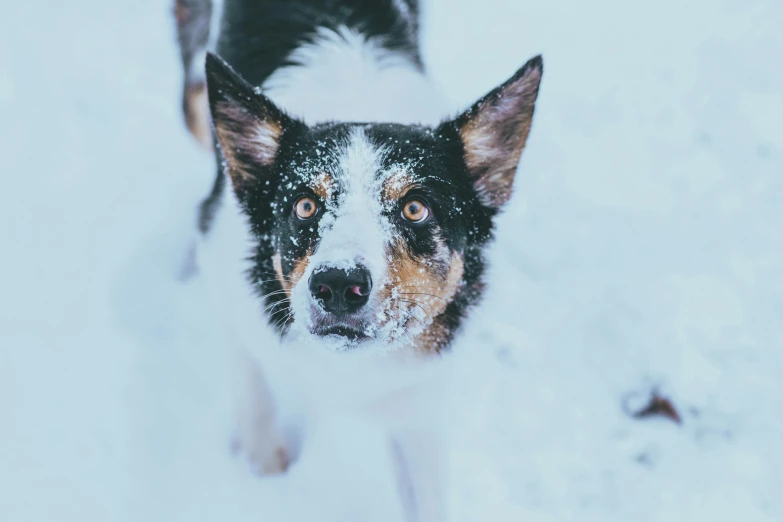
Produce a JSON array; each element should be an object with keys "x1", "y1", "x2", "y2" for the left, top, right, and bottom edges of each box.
[{"x1": 1, "y1": 0, "x2": 782, "y2": 521}]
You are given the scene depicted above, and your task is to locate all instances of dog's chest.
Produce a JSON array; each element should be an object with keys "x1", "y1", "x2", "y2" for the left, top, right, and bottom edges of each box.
[{"x1": 234, "y1": 321, "x2": 445, "y2": 420}]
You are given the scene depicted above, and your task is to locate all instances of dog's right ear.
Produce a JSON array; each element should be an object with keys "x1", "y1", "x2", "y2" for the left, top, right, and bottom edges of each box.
[
  {"x1": 206, "y1": 53, "x2": 301, "y2": 192},
  {"x1": 439, "y1": 56, "x2": 542, "y2": 209}
]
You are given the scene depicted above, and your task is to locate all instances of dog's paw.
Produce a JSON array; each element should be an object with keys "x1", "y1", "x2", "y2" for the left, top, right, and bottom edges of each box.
[{"x1": 231, "y1": 431, "x2": 289, "y2": 476}]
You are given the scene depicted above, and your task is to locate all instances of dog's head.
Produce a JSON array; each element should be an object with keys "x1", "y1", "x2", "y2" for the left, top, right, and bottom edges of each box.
[{"x1": 205, "y1": 53, "x2": 542, "y2": 354}]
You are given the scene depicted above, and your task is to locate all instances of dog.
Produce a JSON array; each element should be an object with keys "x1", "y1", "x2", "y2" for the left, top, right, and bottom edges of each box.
[{"x1": 174, "y1": 0, "x2": 542, "y2": 519}]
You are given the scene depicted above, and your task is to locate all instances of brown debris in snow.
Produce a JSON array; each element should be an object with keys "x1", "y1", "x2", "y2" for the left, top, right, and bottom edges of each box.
[{"x1": 631, "y1": 393, "x2": 682, "y2": 425}]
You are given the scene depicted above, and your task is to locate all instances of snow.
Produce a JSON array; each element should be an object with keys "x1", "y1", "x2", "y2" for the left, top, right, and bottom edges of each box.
[{"x1": 1, "y1": 0, "x2": 782, "y2": 521}]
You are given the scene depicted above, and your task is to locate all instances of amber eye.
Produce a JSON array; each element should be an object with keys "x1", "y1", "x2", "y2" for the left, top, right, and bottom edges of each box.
[
  {"x1": 294, "y1": 197, "x2": 318, "y2": 220},
  {"x1": 401, "y1": 199, "x2": 430, "y2": 223}
]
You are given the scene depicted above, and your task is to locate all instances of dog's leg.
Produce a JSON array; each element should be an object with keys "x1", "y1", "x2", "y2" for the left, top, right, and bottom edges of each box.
[
  {"x1": 174, "y1": 0, "x2": 214, "y2": 148},
  {"x1": 372, "y1": 378, "x2": 451, "y2": 522},
  {"x1": 198, "y1": 165, "x2": 226, "y2": 235},
  {"x1": 392, "y1": 429, "x2": 449, "y2": 522},
  {"x1": 232, "y1": 350, "x2": 288, "y2": 475}
]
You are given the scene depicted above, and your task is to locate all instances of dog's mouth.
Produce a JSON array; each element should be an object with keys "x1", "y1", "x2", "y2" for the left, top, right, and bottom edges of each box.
[
  {"x1": 313, "y1": 324, "x2": 370, "y2": 342},
  {"x1": 298, "y1": 292, "x2": 378, "y2": 347}
]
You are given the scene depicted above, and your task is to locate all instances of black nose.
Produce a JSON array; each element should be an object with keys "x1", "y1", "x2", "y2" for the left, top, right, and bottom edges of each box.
[{"x1": 309, "y1": 266, "x2": 372, "y2": 315}]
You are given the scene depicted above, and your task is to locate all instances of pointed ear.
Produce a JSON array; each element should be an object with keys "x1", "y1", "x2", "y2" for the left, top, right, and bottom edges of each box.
[
  {"x1": 205, "y1": 53, "x2": 299, "y2": 190},
  {"x1": 442, "y1": 55, "x2": 543, "y2": 208}
]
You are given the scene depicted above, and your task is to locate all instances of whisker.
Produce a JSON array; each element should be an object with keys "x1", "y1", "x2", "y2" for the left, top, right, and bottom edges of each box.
[
  {"x1": 272, "y1": 313, "x2": 293, "y2": 334},
  {"x1": 253, "y1": 278, "x2": 295, "y2": 285},
  {"x1": 254, "y1": 269, "x2": 294, "y2": 278},
  {"x1": 253, "y1": 271, "x2": 296, "y2": 282},
  {"x1": 398, "y1": 291, "x2": 449, "y2": 303},
  {"x1": 397, "y1": 309, "x2": 424, "y2": 345},
  {"x1": 403, "y1": 309, "x2": 426, "y2": 329},
  {"x1": 398, "y1": 298, "x2": 431, "y2": 318},
  {"x1": 273, "y1": 312, "x2": 294, "y2": 331},
  {"x1": 253, "y1": 279, "x2": 288, "y2": 285},
  {"x1": 268, "y1": 306, "x2": 291, "y2": 319},
  {"x1": 263, "y1": 298, "x2": 290, "y2": 314},
  {"x1": 259, "y1": 289, "x2": 290, "y2": 300}
]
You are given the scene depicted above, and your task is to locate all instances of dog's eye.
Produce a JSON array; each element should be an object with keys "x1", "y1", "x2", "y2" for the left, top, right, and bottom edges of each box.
[
  {"x1": 401, "y1": 199, "x2": 430, "y2": 223},
  {"x1": 294, "y1": 197, "x2": 318, "y2": 220}
]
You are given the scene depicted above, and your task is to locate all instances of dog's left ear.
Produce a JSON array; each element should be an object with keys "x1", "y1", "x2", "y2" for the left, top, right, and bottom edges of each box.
[
  {"x1": 441, "y1": 56, "x2": 543, "y2": 208},
  {"x1": 205, "y1": 53, "x2": 302, "y2": 194}
]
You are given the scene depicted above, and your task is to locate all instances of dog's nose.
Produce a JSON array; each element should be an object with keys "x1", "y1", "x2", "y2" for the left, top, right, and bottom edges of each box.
[{"x1": 309, "y1": 266, "x2": 372, "y2": 315}]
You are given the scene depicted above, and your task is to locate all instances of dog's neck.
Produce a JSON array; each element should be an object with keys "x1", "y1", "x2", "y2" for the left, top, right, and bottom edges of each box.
[{"x1": 261, "y1": 27, "x2": 446, "y2": 126}]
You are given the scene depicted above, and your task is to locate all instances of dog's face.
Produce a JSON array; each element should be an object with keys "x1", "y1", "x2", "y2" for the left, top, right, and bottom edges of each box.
[{"x1": 205, "y1": 54, "x2": 542, "y2": 354}]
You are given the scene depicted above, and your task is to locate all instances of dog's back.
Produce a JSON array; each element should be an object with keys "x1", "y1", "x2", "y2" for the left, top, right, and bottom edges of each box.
[
  {"x1": 176, "y1": 0, "x2": 443, "y2": 146},
  {"x1": 215, "y1": 0, "x2": 421, "y2": 86}
]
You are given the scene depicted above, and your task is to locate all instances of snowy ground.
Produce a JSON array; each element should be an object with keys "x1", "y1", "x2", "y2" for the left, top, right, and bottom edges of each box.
[{"x1": 2, "y1": 0, "x2": 782, "y2": 520}]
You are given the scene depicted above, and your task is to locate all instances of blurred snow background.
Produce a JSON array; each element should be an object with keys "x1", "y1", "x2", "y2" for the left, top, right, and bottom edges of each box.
[{"x1": 1, "y1": 0, "x2": 781, "y2": 520}]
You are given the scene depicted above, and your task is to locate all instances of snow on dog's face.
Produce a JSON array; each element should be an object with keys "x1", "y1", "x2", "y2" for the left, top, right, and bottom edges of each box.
[{"x1": 206, "y1": 53, "x2": 542, "y2": 354}]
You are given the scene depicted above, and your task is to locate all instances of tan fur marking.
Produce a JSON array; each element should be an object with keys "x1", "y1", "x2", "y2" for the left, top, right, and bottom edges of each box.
[
  {"x1": 183, "y1": 82, "x2": 213, "y2": 150},
  {"x1": 272, "y1": 253, "x2": 286, "y2": 290},
  {"x1": 460, "y1": 119, "x2": 526, "y2": 206},
  {"x1": 382, "y1": 171, "x2": 416, "y2": 203},
  {"x1": 459, "y1": 65, "x2": 541, "y2": 207},
  {"x1": 309, "y1": 173, "x2": 334, "y2": 201},
  {"x1": 213, "y1": 102, "x2": 283, "y2": 186},
  {"x1": 412, "y1": 253, "x2": 464, "y2": 354},
  {"x1": 413, "y1": 319, "x2": 453, "y2": 355},
  {"x1": 378, "y1": 239, "x2": 465, "y2": 355},
  {"x1": 288, "y1": 255, "x2": 310, "y2": 296},
  {"x1": 272, "y1": 252, "x2": 311, "y2": 298}
]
